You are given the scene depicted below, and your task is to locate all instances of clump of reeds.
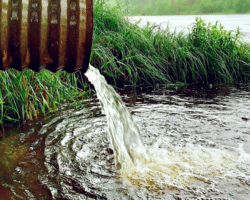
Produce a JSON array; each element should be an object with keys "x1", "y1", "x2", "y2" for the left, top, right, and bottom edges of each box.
[
  {"x1": 0, "y1": 69, "x2": 89, "y2": 125},
  {"x1": 91, "y1": 0, "x2": 250, "y2": 87},
  {"x1": 1, "y1": 0, "x2": 250, "y2": 125}
]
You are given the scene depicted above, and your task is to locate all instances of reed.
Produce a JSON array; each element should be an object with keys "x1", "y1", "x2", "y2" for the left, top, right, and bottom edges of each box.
[
  {"x1": 91, "y1": 0, "x2": 250, "y2": 88},
  {"x1": 0, "y1": 69, "x2": 90, "y2": 125},
  {"x1": 1, "y1": 0, "x2": 250, "y2": 125}
]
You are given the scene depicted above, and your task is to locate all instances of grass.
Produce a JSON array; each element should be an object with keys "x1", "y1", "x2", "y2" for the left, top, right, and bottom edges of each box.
[
  {"x1": 0, "y1": 70, "x2": 90, "y2": 126},
  {"x1": 91, "y1": 0, "x2": 250, "y2": 87},
  {"x1": 0, "y1": 0, "x2": 250, "y2": 126}
]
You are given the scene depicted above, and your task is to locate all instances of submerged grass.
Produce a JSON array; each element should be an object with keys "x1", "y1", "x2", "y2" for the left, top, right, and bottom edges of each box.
[{"x1": 1, "y1": 0, "x2": 250, "y2": 125}]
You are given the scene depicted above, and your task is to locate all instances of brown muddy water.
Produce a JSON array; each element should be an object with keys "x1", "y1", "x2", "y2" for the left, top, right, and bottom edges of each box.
[{"x1": 0, "y1": 83, "x2": 250, "y2": 200}]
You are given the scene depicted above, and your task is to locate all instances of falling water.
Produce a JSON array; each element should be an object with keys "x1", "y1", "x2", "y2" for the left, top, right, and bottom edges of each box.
[
  {"x1": 2, "y1": 65, "x2": 250, "y2": 199},
  {"x1": 84, "y1": 65, "x2": 250, "y2": 198},
  {"x1": 85, "y1": 65, "x2": 149, "y2": 169}
]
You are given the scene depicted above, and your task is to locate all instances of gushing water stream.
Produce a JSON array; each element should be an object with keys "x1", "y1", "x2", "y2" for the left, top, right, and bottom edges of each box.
[
  {"x1": 1, "y1": 65, "x2": 250, "y2": 199},
  {"x1": 84, "y1": 65, "x2": 250, "y2": 199},
  {"x1": 85, "y1": 65, "x2": 149, "y2": 170}
]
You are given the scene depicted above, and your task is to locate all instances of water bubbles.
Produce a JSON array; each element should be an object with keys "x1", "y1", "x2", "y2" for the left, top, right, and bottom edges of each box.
[{"x1": 41, "y1": 80, "x2": 250, "y2": 199}]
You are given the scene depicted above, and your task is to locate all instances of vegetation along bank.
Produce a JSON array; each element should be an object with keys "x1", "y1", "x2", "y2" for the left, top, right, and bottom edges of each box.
[{"x1": 0, "y1": 0, "x2": 250, "y2": 126}]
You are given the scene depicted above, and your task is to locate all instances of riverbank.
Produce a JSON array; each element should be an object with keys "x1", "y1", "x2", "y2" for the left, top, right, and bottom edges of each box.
[
  {"x1": 91, "y1": 1, "x2": 250, "y2": 86},
  {"x1": 1, "y1": 0, "x2": 250, "y2": 126}
]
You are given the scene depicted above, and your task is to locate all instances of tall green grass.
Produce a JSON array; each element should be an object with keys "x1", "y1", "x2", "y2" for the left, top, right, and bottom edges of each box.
[
  {"x1": 91, "y1": 0, "x2": 250, "y2": 87},
  {"x1": 0, "y1": 70, "x2": 89, "y2": 125},
  {"x1": 1, "y1": 0, "x2": 250, "y2": 126},
  {"x1": 91, "y1": 0, "x2": 170, "y2": 87}
]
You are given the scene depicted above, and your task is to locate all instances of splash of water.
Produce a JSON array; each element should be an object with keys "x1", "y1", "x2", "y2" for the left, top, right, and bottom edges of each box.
[
  {"x1": 85, "y1": 65, "x2": 250, "y2": 198},
  {"x1": 85, "y1": 65, "x2": 149, "y2": 169}
]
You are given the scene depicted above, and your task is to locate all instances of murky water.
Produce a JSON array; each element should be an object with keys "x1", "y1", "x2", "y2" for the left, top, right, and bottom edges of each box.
[{"x1": 1, "y1": 78, "x2": 250, "y2": 199}]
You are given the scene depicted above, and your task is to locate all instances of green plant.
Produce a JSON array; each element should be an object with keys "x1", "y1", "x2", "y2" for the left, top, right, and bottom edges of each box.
[
  {"x1": 0, "y1": 69, "x2": 89, "y2": 125},
  {"x1": 1, "y1": 0, "x2": 250, "y2": 126},
  {"x1": 91, "y1": 1, "x2": 250, "y2": 87}
]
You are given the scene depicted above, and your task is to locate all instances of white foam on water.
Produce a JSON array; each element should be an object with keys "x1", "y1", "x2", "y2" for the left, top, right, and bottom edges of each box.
[
  {"x1": 114, "y1": 142, "x2": 249, "y2": 200},
  {"x1": 85, "y1": 65, "x2": 250, "y2": 198},
  {"x1": 238, "y1": 143, "x2": 250, "y2": 164}
]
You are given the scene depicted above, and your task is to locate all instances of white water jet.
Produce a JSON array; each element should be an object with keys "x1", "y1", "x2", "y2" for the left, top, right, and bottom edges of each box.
[
  {"x1": 43, "y1": 69, "x2": 250, "y2": 199},
  {"x1": 85, "y1": 65, "x2": 149, "y2": 169}
]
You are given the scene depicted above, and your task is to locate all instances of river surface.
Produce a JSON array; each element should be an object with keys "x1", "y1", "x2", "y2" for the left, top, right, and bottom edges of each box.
[
  {"x1": 1, "y1": 83, "x2": 250, "y2": 200},
  {"x1": 127, "y1": 14, "x2": 250, "y2": 43}
]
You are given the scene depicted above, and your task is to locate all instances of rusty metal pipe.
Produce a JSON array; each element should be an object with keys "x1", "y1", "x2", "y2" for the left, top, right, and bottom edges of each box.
[{"x1": 0, "y1": 0, "x2": 93, "y2": 73}]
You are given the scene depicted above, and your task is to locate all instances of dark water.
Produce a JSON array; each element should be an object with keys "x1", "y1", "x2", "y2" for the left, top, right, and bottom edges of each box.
[{"x1": 1, "y1": 83, "x2": 250, "y2": 199}]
